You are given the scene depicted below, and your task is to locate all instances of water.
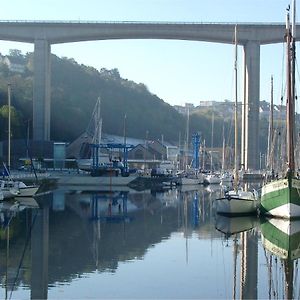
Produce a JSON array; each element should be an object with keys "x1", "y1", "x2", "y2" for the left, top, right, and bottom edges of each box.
[{"x1": 0, "y1": 184, "x2": 299, "y2": 299}]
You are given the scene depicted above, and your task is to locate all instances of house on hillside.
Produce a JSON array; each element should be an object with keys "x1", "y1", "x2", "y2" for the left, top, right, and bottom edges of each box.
[{"x1": 0, "y1": 55, "x2": 26, "y2": 73}]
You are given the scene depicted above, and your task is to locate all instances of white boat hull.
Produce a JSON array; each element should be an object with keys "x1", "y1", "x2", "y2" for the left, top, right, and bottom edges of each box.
[
  {"x1": 56, "y1": 174, "x2": 138, "y2": 189},
  {"x1": 179, "y1": 177, "x2": 201, "y2": 185},
  {"x1": 215, "y1": 190, "x2": 259, "y2": 215},
  {"x1": 16, "y1": 186, "x2": 39, "y2": 197}
]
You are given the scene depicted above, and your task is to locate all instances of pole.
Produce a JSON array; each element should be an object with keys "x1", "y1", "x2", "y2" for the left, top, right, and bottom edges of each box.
[
  {"x1": 286, "y1": 10, "x2": 295, "y2": 173},
  {"x1": 123, "y1": 114, "x2": 127, "y2": 171},
  {"x1": 185, "y1": 107, "x2": 190, "y2": 170},
  {"x1": 234, "y1": 25, "x2": 239, "y2": 190},
  {"x1": 26, "y1": 119, "x2": 30, "y2": 158},
  {"x1": 7, "y1": 84, "x2": 11, "y2": 171},
  {"x1": 267, "y1": 76, "x2": 274, "y2": 170}
]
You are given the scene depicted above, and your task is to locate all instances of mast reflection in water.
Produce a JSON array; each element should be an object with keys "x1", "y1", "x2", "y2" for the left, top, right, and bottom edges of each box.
[{"x1": 1, "y1": 185, "x2": 300, "y2": 299}]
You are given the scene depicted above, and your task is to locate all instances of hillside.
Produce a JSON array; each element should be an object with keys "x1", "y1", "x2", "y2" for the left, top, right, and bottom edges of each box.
[{"x1": 0, "y1": 50, "x2": 233, "y2": 148}]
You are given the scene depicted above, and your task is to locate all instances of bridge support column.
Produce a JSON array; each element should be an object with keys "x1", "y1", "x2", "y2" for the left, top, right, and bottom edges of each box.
[
  {"x1": 33, "y1": 39, "x2": 51, "y2": 141},
  {"x1": 242, "y1": 41, "x2": 260, "y2": 170}
]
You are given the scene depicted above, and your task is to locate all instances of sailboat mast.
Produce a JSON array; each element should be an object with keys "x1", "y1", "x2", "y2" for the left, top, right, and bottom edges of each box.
[
  {"x1": 292, "y1": 0, "x2": 297, "y2": 106},
  {"x1": 286, "y1": 7, "x2": 295, "y2": 174},
  {"x1": 234, "y1": 25, "x2": 239, "y2": 187},
  {"x1": 185, "y1": 107, "x2": 190, "y2": 171},
  {"x1": 211, "y1": 107, "x2": 214, "y2": 173},
  {"x1": 267, "y1": 76, "x2": 274, "y2": 171},
  {"x1": 7, "y1": 83, "x2": 11, "y2": 171},
  {"x1": 222, "y1": 124, "x2": 226, "y2": 172}
]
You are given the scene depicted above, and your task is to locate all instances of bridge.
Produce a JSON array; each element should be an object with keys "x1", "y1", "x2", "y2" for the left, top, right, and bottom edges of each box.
[{"x1": 0, "y1": 21, "x2": 290, "y2": 169}]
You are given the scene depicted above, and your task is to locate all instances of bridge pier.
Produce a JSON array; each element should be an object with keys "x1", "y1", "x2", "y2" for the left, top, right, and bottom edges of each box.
[
  {"x1": 33, "y1": 39, "x2": 51, "y2": 141},
  {"x1": 242, "y1": 41, "x2": 260, "y2": 170}
]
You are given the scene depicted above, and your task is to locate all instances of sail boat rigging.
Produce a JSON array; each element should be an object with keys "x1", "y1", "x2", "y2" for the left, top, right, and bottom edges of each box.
[
  {"x1": 77, "y1": 96, "x2": 110, "y2": 171},
  {"x1": 260, "y1": 0, "x2": 300, "y2": 219},
  {"x1": 220, "y1": 123, "x2": 233, "y2": 184},
  {"x1": 215, "y1": 25, "x2": 258, "y2": 216}
]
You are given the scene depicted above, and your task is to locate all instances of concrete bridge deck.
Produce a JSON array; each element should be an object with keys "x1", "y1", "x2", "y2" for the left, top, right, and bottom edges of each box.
[{"x1": 0, "y1": 21, "x2": 293, "y2": 169}]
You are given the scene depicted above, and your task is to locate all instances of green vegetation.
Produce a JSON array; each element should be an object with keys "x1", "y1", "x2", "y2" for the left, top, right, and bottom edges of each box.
[{"x1": 0, "y1": 50, "x2": 267, "y2": 151}]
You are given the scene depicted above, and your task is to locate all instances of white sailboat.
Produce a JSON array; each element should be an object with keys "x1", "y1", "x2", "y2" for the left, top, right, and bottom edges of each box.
[{"x1": 215, "y1": 25, "x2": 259, "y2": 216}]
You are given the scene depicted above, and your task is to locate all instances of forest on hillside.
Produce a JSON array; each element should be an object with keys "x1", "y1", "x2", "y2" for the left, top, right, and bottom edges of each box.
[{"x1": 0, "y1": 49, "x2": 271, "y2": 152}]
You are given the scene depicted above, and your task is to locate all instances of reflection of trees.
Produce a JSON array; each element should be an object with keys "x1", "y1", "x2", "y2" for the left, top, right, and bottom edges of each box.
[
  {"x1": 0, "y1": 188, "x2": 218, "y2": 292},
  {"x1": 47, "y1": 192, "x2": 180, "y2": 284}
]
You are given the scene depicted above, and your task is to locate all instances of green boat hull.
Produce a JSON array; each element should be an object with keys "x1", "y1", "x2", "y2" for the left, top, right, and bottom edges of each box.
[{"x1": 260, "y1": 176, "x2": 300, "y2": 219}]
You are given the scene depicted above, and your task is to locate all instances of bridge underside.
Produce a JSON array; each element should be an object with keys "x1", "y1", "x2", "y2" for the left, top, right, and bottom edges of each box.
[{"x1": 0, "y1": 21, "x2": 283, "y2": 170}]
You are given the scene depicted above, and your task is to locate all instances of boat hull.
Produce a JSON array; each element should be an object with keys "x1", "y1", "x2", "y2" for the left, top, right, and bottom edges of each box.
[
  {"x1": 179, "y1": 177, "x2": 201, "y2": 185},
  {"x1": 215, "y1": 197, "x2": 258, "y2": 216},
  {"x1": 215, "y1": 190, "x2": 258, "y2": 216},
  {"x1": 260, "y1": 177, "x2": 300, "y2": 219},
  {"x1": 16, "y1": 186, "x2": 39, "y2": 197}
]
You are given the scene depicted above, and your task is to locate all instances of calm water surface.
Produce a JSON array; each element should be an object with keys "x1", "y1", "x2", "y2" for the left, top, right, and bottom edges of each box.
[{"x1": 0, "y1": 184, "x2": 298, "y2": 299}]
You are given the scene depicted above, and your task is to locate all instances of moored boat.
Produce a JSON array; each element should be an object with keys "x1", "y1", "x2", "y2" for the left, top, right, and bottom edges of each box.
[
  {"x1": 215, "y1": 189, "x2": 259, "y2": 216},
  {"x1": 177, "y1": 170, "x2": 204, "y2": 185},
  {"x1": 215, "y1": 26, "x2": 259, "y2": 216},
  {"x1": 260, "y1": 5, "x2": 300, "y2": 219},
  {"x1": 14, "y1": 181, "x2": 39, "y2": 197}
]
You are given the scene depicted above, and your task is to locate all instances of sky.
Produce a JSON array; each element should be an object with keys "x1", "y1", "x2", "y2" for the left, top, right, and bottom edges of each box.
[{"x1": 0, "y1": 0, "x2": 297, "y2": 107}]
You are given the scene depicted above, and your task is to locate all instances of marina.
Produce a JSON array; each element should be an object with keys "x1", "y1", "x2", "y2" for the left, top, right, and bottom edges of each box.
[
  {"x1": 1, "y1": 0, "x2": 300, "y2": 299},
  {"x1": 1, "y1": 184, "x2": 300, "y2": 299}
]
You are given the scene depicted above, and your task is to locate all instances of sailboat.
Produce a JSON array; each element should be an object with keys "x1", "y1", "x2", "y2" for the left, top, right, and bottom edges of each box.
[
  {"x1": 1, "y1": 85, "x2": 39, "y2": 198},
  {"x1": 215, "y1": 25, "x2": 259, "y2": 216},
  {"x1": 260, "y1": 2, "x2": 300, "y2": 219},
  {"x1": 76, "y1": 96, "x2": 114, "y2": 172}
]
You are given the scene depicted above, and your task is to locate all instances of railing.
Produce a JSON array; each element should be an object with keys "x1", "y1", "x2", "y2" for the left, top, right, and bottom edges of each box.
[{"x1": 0, "y1": 20, "x2": 287, "y2": 26}]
